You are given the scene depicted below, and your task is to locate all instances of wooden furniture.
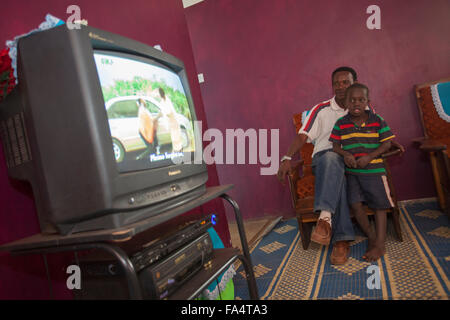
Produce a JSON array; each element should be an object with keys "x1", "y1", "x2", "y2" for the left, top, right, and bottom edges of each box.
[
  {"x1": 413, "y1": 77, "x2": 450, "y2": 217},
  {"x1": 287, "y1": 114, "x2": 403, "y2": 250},
  {"x1": 0, "y1": 185, "x2": 259, "y2": 300}
]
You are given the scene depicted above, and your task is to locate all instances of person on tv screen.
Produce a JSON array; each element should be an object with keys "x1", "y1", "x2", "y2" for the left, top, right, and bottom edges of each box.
[
  {"x1": 137, "y1": 98, "x2": 160, "y2": 160},
  {"x1": 157, "y1": 88, "x2": 183, "y2": 153}
]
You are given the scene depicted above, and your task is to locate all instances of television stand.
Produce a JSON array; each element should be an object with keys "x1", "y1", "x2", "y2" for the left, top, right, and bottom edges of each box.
[{"x1": 0, "y1": 185, "x2": 259, "y2": 300}]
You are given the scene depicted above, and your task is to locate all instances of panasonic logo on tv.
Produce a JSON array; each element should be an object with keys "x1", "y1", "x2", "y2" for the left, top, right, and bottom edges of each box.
[
  {"x1": 168, "y1": 170, "x2": 181, "y2": 176},
  {"x1": 88, "y1": 32, "x2": 114, "y2": 44}
]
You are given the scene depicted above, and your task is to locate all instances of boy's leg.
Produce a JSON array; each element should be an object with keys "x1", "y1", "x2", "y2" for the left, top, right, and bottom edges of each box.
[
  {"x1": 364, "y1": 210, "x2": 387, "y2": 261},
  {"x1": 360, "y1": 175, "x2": 393, "y2": 261},
  {"x1": 347, "y1": 174, "x2": 377, "y2": 259},
  {"x1": 351, "y1": 202, "x2": 377, "y2": 258},
  {"x1": 351, "y1": 202, "x2": 374, "y2": 238}
]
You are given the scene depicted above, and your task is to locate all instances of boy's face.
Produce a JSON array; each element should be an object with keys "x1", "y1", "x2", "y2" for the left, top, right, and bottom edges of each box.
[{"x1": 346, "y1": 88, "x2": 369, "y2": 117}]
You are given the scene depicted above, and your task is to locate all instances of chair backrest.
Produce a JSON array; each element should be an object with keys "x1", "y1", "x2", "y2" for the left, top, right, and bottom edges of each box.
[
  {"x1": 415, "y1": 77, "x2": 450, "y2": 140},
  {"x1": 292, "y1": 113, "x2": 315, "y2": 200},
  {"x1": 293, "y1": 113, "x2": 314, "y2": 176}
]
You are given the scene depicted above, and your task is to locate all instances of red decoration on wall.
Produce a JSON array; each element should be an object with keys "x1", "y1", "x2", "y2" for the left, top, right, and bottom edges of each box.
[{"x1": 0, "y1": 48, "x2": 16, "y2": 101}]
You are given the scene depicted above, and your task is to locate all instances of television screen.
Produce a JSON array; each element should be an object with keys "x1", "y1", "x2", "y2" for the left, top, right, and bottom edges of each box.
[
  {"x1": 93, "y1": 51, "x2": 196, "y2": 173},
  {"x1": 0, "y1": 25, "x2": 208, "y2": 234}
]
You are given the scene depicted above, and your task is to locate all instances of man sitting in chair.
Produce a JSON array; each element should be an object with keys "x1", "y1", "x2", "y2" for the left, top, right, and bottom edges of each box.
[{"x1": 277, "y1": 66, "x2": 403, "y2": 265}]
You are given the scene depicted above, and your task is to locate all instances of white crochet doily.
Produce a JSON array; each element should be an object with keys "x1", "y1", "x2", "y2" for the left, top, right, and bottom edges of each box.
[{"x1": 430, "y1": 84, "x2": 450, "y2": 123}]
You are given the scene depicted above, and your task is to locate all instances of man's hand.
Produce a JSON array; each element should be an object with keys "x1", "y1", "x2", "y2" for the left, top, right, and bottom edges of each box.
[
  {"x1": 356, "y1": 155, "x2": 372, "y2": 168},
  {"x1": 343, "y1": 153, "x2": 357, "y2": 168},
  {"x1": 277, "y1": 160, "x2": 292, "y2": 186},
  {"x1": 277, "y1": 134, "x2": 308, "y2": 186}
]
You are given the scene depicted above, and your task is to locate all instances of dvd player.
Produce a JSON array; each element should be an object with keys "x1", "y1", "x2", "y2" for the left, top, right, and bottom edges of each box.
[
  {"x1": 140, "y1": 232, "x2": 214, "y2": 299},
  {"x1": 80, "y1": 214, "x2": 216, "y2": 277},
  {"x1": 75, "y1": 232, "x2": 214, "y2": 300}
]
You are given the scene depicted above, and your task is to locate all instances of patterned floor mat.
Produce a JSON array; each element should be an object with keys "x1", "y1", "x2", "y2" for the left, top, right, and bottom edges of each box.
[{"x1": 234, "y1": 201, "x2": 450, "y2": 300}]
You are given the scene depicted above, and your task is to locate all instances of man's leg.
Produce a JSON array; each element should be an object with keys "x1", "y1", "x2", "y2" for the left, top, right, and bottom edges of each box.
[
  {"x1": 330, "y1": 175, "x2": 356, "y2": 244},
  {"x1": 329, "y1": 169, "x2": 355, "y2": 265},
  {"x1": 311, "y1": 150, "x2": 355, "y2": 245},
  {"x1": 312, "y1": 150, "x2": 344, "y2": 215}
]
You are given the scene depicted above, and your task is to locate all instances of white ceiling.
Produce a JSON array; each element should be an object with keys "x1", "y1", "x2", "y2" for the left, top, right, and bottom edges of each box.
[{"x1": 182, "y1": 0, "x2": 205, "y2": 8}]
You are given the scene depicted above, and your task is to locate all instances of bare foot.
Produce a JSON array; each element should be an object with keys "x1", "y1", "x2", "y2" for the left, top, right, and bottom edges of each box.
[
  {"x1": 364, "y1": 243, "x2": 386, "y2": 262},
  {"x1": 362, "y1": 237, "x2": 376, "y2": 261}
]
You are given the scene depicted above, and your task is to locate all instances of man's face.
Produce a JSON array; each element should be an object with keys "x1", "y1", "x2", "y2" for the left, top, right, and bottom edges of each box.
[
  {"x1": 346, "y1": 88, "x2": 369, "y2": 117},
  {"x1": 332, "y1": 71, "x2": 354, "y2": 101}
]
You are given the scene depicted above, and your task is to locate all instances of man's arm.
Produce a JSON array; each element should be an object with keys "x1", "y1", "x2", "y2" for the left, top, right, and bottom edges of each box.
[
  {"x1": 276, "y1": 133, "x2": 308, "y2": 185},
  {"x1": 285, "y1": 133, "x2": 308, "y2": 159},
  {"x1": 277, "y1": 103, "x2": 325, "y2": 185}
]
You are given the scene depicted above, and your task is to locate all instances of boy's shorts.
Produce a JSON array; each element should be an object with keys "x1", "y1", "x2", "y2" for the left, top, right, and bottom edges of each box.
[{"x1": 347, "y1": 174, "x2": 394, "y2": 210}]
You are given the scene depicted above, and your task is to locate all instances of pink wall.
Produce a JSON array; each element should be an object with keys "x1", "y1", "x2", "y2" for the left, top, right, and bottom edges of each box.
[
  {"x1": 0, "y1": 0, "x2": 230, "y2": 299},
  {"x1": 184, "y1": 0, "x2": 450, "y2": 221}
]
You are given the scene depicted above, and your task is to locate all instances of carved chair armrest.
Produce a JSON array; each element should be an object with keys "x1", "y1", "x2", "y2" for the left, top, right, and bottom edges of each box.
[
  {"x1": 411, "y1": 137, "x2": 426, "y2": 144},
  {"x1": 381, "y1": 147, "x2": 402, "y2": 159},
  {"x1": 287, "y1": 159, "x2": 304, "y2": 207},
  {"x1": 413, "y1": 137, "x2": 447, "y2": 152},
  {"x1": 290, "y1": 159, "x2": 304, "y2": 171},
  {"x1": 287, "y1": 159, "x2": 304, "y2": 182}
]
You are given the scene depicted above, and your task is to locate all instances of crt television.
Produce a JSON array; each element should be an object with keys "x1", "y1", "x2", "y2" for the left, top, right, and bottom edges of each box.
[{"x1": 0, "y1": 25, "x2": 208, "y2": 235}]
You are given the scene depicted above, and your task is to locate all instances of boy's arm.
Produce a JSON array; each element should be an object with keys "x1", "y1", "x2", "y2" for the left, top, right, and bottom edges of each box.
[
  {"x1": 332, "y1": 142, "x2": 357, "y2": 168},
  {"x1": 356, "y1": 140, "x2": 392, "y2": 168},
  {"x1": 329, "y1": 119, "x2": 357, "y2": 169},
  {"x1": 357, "y1": 115, "x2": 395, "y2": 168}
]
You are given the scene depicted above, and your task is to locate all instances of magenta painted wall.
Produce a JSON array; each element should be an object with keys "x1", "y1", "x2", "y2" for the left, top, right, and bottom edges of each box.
[
  {"x1": 184, "y1": 0, "x2": 450, "y2": 221},
  {"x1": 0, "y1": 0, "x2": 230, "y2": 299}
]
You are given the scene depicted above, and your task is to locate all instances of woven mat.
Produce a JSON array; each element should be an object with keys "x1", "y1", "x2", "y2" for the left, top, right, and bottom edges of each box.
[{"x1": 233, "y1": 201, "x2": 450, "y2": 300}]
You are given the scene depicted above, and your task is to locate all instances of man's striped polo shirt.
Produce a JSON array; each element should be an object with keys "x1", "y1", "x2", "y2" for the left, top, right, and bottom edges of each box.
[
  {"x1": 299, "y1": 97, "x2": 377, "y2": 158},
  {"x1": 329, "y1": 111, "x2": 395, "y2": 175}
]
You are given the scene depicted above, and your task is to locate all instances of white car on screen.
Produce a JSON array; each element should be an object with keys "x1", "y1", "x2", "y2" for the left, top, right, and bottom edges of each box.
[{"x1": 105, "y1": 95, "x2": 192, "y2": 162}]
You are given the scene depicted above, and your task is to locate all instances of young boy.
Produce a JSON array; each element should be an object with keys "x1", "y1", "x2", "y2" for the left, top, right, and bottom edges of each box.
[{"x1": 329, "y1": 83, "x2": 396, "y2": 262}]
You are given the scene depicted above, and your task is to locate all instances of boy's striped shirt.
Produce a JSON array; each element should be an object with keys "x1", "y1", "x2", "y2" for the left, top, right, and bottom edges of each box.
[{"x1": 329, "y1": 111, "x2": 395, "y2": 175}]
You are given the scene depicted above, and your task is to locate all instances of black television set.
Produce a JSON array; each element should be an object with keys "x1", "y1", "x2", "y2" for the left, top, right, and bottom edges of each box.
[{"x1": 0, "y1": 25, "x2": 208, "y2": 235}]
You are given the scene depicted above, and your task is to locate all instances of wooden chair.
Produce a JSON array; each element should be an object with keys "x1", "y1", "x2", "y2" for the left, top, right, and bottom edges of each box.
[
  {"x1": 413, "y1": 77, "x2": 450, "y2": 217},
  {"x1": 287, "y1": 113, "x2": 403, "y2": 250}
]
